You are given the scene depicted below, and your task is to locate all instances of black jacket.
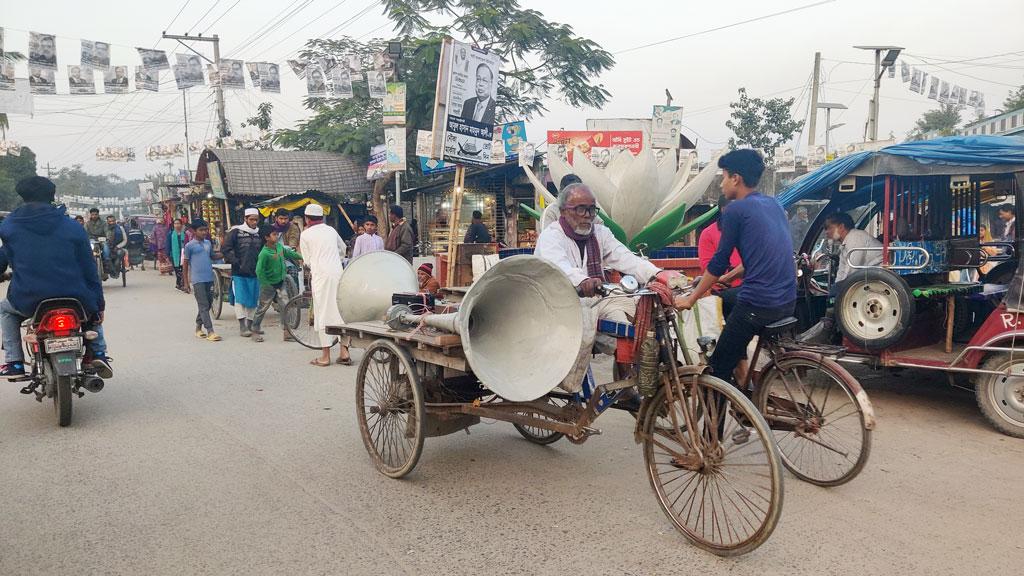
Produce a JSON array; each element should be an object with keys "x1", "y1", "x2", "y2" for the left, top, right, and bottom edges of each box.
[{"x1": 222, "y1": 227, "x2": 261, "y2": 277}]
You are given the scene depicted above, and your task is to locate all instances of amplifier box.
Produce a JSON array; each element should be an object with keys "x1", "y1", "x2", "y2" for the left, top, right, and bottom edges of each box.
[{"x1": 392, "y1": 292, "x2": 436, "y2": 314}]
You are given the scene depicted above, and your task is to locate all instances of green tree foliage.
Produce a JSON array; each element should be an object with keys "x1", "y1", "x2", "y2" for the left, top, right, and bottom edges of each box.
[
  {"x1": 51, "y1": 165, "x2": 145, "y2": 203},
  {"x1": 0, "y1": 146, "x2": 37, "y2": 211},
  {"x1": 725, "y1": 88, "x2": 805, "y2": 161},
  {"x1": 241, "y1": 102, "x2": 275, "y2": 150},
  {"x1": 908, "y1": 103, "x2": 961, "y2": 141},
  {"x1": 1003, "y1": 86, "x2": 1024, "y2": 113}
]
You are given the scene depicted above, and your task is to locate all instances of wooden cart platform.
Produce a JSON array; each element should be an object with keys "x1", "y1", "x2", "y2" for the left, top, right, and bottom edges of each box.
[{"x1": 327, "y1": 321, "x2": 467, "y2": 371}]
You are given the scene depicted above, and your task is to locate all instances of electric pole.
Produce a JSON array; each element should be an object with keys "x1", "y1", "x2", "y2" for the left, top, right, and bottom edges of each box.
[
  {"x1": 854, "y1": 45, "x2": 903, "y2": 141},
  {"x1": 162, "y1": 33, "x2": 229, "y2": 140},
  {"x1": 808, "y1": 52, "x2": 820, "y2": 147}
]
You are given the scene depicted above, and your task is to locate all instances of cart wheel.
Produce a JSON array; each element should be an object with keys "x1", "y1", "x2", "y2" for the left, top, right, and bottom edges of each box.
[
  {"x1": 975, "y1": 354, "x2": 1024, "y2": 439},
  {"x1": 212, "y1": 275, "x2": 224, "y2": 320},
  {"x1": 835, "y1": 268, "x2": 914, "y2": 350},
  {"x1": 356, "y1": 340, "x2": 425, "y2": 478},
  {"x1": 513, "y1": 396, "x2": 567, "y2": 445}
]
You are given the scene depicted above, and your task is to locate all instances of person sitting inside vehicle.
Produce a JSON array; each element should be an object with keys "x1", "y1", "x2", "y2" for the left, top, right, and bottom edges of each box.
[
  {"x1": 0, "y1": 177, "x2": 112, "y2": 378},
  {"x1": 827, "y1": 212, "x2": 882, "y2": 285}
]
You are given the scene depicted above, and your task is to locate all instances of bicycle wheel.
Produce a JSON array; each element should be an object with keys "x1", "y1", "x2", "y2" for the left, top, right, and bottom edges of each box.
[
  {"x1": 513, "y1": 396, "x2": 567, "y2": 445},
  {"x1": 212, "y1": 275, "x2": 224, "y2": 320},
  {"x1": 282, "y1": 295, "x2": 336, "y2": 349},
  {"x1": 356, "y1": 339, "x2": 424, "y2": 479},
  {"x1": 755, "y1": 354, "x2": 872, "y2": 487},
  {"x1": 642, "y1": 373, "x2": 783, "y2": 557}
]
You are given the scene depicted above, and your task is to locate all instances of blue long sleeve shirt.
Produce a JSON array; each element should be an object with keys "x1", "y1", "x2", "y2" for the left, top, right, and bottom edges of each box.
[{"x1": 707, "y1": 192, "x2": 797, "y2": 308}]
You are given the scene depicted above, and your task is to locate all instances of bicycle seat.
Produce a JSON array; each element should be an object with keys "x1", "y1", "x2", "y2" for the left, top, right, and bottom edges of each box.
[{"x1": 760, "y1": 317, "x2": 798, "y2": 338}]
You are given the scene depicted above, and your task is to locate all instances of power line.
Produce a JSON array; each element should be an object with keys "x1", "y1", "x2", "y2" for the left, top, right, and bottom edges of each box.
[
  {"x1": 902, "y1": 53, "x2": 1020, "y2": 87},
  {"x1": 202, "y1": 0, "x2": 244, "y2": 35},
  {"x1": 246, "y1": 0, "x2": 357, "y2": 61},
  {"x1": 163, "y1": 0, "x2": 194, "y2": 32},
  {"x1": 225, "y1": 0, "x2": 310, "y2": 58},
  {"x1": 614, "y1": 0, "x2": 837, "y2": 55},
  {"x1": 187, "y1": 0, "x2": 223, "y2": 34}
]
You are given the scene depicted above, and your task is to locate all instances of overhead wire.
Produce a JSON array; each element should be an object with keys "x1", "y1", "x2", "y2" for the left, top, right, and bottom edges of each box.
[
  {"x1": 246, "y1": 0, "x2": 357, "y2": 61},
  {"x1": 187, "y1": 0, "x2": 224, "y2": 35},
  {"x1": 232, "y1": 0, "x2": 321, "y2": 60},
  {"x1": 201, "y1": 0, "x2": 244, "y2": 35},
  {"x1": 224, "y1": 0, "x2": 311, "y2": 58}
]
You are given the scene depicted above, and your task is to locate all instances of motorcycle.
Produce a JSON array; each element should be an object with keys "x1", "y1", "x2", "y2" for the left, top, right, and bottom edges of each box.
[
  {"x1": 90, "y1": 237, "x2": 108, "y2": 281},
  {"x1": 12, "y1": 298, "x2": 104, "y2": 427}
]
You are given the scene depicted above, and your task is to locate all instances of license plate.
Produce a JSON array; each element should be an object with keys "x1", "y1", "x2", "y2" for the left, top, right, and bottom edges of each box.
[{"x1": 44, "y1": 336, "x2": 82, "y2": 354}]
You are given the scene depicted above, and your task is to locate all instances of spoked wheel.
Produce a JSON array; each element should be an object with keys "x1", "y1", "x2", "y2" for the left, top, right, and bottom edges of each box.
[
  {"x1": 975, "y1": 354, "x2": 1024, "y2": 439},
  {"x1": 755, "y1": 355, "x2": 871, "y2": 486},
  {"x1": 513, "y1": 396, "x2": 568, "y2": 445},
  {"x1": 356, "y1": 340, "x2": 424, "y2": 479},
  {"x1": 282, "y1": 295, "x2": 336, "y2": 349},
  {"x1": 641, "y1": 374, "x2": 783, "y2": 557},
  {"x1": 212, "y1": 275, "x2": 224, "y2": 320}
]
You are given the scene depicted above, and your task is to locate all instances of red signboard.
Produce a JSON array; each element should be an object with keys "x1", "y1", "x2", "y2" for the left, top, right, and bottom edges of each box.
[{"x1": 546, "y1": 130, "x2": 643, "y2": 164}]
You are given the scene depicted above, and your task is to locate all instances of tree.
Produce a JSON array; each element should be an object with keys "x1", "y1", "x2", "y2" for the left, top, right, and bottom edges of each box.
[
  {"x1": 1004, "y1": 85, "x2": 1024, "y2": 113},
  {"x1": 908, "y1": 103, "x2": 961, "y2": 141},
  {"x1": 0, "y1": 146, "x2": 37, "y2": 211},
  {"x1": 725, "y1": 88, "x2": 805, "y2": 161},
  {"x1": 240, "y1": 102, "x2": 275, "y2": 150}
]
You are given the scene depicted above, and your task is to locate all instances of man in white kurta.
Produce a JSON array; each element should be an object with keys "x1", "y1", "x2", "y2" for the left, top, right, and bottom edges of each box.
[{"x1": 299, "y1": 204, "x2": 352, "y2": 366}]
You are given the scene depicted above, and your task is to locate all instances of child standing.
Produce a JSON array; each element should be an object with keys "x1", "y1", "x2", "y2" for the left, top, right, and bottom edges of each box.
[
  {"x1": 252, "y1": 224, "x2": 303, "y2": 343},
  {"x1": 182, "y1": 219, "x2": 222, "y2": 341}
]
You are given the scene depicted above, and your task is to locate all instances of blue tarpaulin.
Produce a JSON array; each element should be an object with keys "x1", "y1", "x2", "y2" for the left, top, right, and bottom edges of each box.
[{"x1": 778, "y1": 136, "x2": 1024, "y2": 207}]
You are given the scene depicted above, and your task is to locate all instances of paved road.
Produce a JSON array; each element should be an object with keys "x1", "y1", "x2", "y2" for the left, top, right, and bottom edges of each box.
[{"x1": 0, "y1": 269, "x2": 1021, "y2": 575}]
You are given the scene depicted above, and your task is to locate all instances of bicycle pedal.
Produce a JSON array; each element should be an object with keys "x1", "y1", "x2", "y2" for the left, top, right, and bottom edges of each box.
[{"x1": 19, "y1": 386, "x2": 33, "y2": 395}]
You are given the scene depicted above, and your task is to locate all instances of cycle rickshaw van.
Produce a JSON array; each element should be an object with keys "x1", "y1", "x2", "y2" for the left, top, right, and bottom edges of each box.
[{"x1": 780, "y1": 135, "x2": 1024, "y2": 438}]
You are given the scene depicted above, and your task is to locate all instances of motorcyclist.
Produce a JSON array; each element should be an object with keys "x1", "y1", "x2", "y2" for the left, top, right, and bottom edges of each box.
[
  {"x1": 0, "y1": 177, "x2": 113, "y2": 378},
  {"x1": 84, "y1": 207, "x2": 111, "y2": 270},
  {"x1": 106, "y1": 214, "x2": 127, "y2": 278}
]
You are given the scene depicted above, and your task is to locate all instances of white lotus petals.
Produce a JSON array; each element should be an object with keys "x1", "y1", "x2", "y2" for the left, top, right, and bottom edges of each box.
[
  {"x1": 611, "y1": 147, "x2": 661, "y2": 240},
  {"x1": 647, "y1": 150, "x2": 722, "y2": 227},
  {"x1": 569, "y1": 147, "x2": 618, "y2": 215},
  {"x1": 522, "y1": 165, "x2": 557, "y2": 206},
  {"x1": 547, "y1": 152, "x2": 574, "y2": 194},
  {"x1": 604, "y1": 148, "x2": 633, "y2": 188}
]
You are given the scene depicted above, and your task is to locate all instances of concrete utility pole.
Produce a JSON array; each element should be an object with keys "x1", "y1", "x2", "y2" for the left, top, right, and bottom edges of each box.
[
  {"x1": 808, "y1": 52, "x2": 821, "y2": 147},
  {"x1": 162, "y1": 33, "x2": 229, "y2": 139},
  {"x1": 854, "y1": 45, "x2": 903, "y2": 141},
  {"x1": 817, "y1": 102, "x2": 847, "y2": 155}
]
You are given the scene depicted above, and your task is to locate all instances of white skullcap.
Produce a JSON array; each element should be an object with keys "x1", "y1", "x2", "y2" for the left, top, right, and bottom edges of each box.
[
  {"x1": 304, "y1": 204, "x2": 324, "y2": 217},
  {"x1": 244, "y1": 208, "x2": 259, "y2": 217}
]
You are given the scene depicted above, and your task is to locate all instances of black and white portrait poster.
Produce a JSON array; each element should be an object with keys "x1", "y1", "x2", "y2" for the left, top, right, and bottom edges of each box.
[
  {"x1": 955, "y1": 85, "x2": 967, "y2": 107},
  {"x1": 246, "y1": 62, "x2": 261, "y2": 89},
  {"x1": 28, "y1": 66, "x2": 55, "y2": 94},
  {"x1": 373, "y1": 51, "x2": 395, "y2": 79},
  {"x1": 306, "y1": 67, "x2": 327, "y2": 97},
  {"x1": 651, "y1": 105, "x2": 683, "y2": 149},
  {"x1": 927, "y1": 76, "x2": 939, "y2": 100},
  {"x1": 174, "y1": 54, "x2": 205, "y2": 89},
  {"x1": 909, "y1": 68, "x2": 922, "y2": 94},
  {"x1": 287, "y1": 59, "x2": 307, "y2": 79},
  {"x1": 135, "y1": 66, "x2": 158, "y2": 92},
  {"x1": 318, "y1": 57, "x2": 337, "y2": 74},
  {"x1": 103, "y1": 66, "x2": 130, "y2": 94},
  {"x1": 220, "y1": 59, "x2": 245, "y2": 89},
  {"x1": 81, "y1": 40, "x2": 111, "y2": 70},
  {"x1": 29, "y1": 32, "x2": 57, "y2": 70},
  {"x1": 939, "y1": 81, "x2": 950, "y2": 104},
  {"x1": 367, "y1": 70, "x2": 387, "y2": 99},
  {"x1": 440, "y1": 39, "x2": 500, "y2": 167},
  {"x1": 344, "y1": 53, "x2": 361, "y2": 73},
  {"x1": 259, "y1": 62, "x2": 280, "y2": 93},
  {"x1": 0, "y1": 63, "x2": 15, "y2": 91},
  {"x1": 900, "y1": 61, "x2": 910, "y2": 83},
  {"x1": 137, "y1": 48, "x2": 170, "y2": 71},
  {"x1": 330, "y1": 68, "x2": 353, "y2": 99},
  {"x1": 774, "y1": 146, "x2": 796, "y2": 173},
  {"x1": 67, "y1": 65, "x2": 96, "y2": 94}
]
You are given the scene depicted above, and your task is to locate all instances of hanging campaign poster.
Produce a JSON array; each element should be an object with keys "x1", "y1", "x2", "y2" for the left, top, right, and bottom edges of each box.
[
  {"x1": 67, "y1": 65, "x2": 96, "y2": 95},
  {"x1": 174, "y1": 54, "x2": 205, "y2": 89},
  {"x1": 29, "y1": 67, "x2": 55, "y2": 94},
  {"x1": 287, "y1": 59, "x2": 307, "y2": 79},
  {"x1": 939, "y1": 81, "x2": 951, "y2": 104},
  {"x1": 367, "y1": 70, "x2": 387, "y2": 99},
  {"x1": 29, "y1": 32, "x2": 57, "y2": 70},
  {"x1": 135, "y1": 66, "x2": 158, "y2": 92},
  {"x1": 81, "y1": 40, "x2": 111, "y2": 71},
  {"x1": 909, "y1": 68, "x2": 922, "y2": 94},
  {"x1": 432, "y1": 39, "x2": 501, "y2": 167},
  {"x1": 307, "y1": 67, "x2": 327, "y2": 97},
  {"x1": 0, "y1": 63, "x2": 15, "y2": 91},
  {"x1": 900, "y1": 61, "x2": 910, "y2": 83},
  {"x1": 491, "y1": 127, "x2": 506, "y2": 164},
  {"x1": 344, "y1": 54, "x2": 361, "y2": 73},
  {"x1": 367, "y1": 144, "x2": 388, "y2": 180},
  {"x1": 546, "y1": 130, "x2": 643, "y2": 164},
  {"x1": 329, "y1": 68, "x2": 353, "y2": 98},
  {"x1": 651, "y1": 105, "x2": 683, "y2": 149},
  {"x1": 259, "y1": 62, "x2": 281, "y2": 93},
  {"x1": 807, "y1": 145, "x2": 827, "y2": 171},
  {"x1": 501, "y1": 121, "x2": 526, "y2": 161},
  {"x1": 687, "y1": 150, "x2": 700, "y2": 177},
  {"x1": 774, "y1": 146, "x2": 796, "y2": 173},
  {"x1": 137, "y1": 48, "x2": 170, "y2": 71},
  {"x1": 420, "y1": 157, "x2": 455, "y2": 176},
  {"x1": 927, "y1": 76, "x2": 939, "y2": 100},
  {"x1": 385, "y1": 127, "x2": 406, "y2": 171},
  {"x1": 518, "y1": 142, "x2": 536, "y2": 168},
  {"x1": 383, "y1": 82, "x2": 406, "y2": 125},
  {"x1": 104, "y1": 66, "x2": 130, "y2": 94},
  {"x1": 246, "y1": 62, "x2": 261, "y2": 89},
  {"x1": 221, "y1": 59, "x2": 246, "y2": 89},
  {"x1": 416, "y1": 130, "x2": 433, "y2": 157}
]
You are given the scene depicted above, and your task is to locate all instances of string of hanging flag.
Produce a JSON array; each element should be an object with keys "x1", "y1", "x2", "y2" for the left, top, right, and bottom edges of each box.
[{"x1": 896, "y1": 59, "x2": 986, "y2": 116}]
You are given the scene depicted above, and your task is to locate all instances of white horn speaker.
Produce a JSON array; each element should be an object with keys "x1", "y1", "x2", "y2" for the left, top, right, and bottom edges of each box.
[
  {"x1": 338, "y1": 251, "x2": 419, "y2": 323},
  {"x1": 391, "y1": 255, "x2": 583, "y2": 402}
]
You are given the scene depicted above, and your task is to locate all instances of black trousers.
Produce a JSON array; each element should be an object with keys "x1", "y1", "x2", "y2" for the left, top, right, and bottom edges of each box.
[{"x1": 709, "y1": 300, "x2": 795, "y2": 386}]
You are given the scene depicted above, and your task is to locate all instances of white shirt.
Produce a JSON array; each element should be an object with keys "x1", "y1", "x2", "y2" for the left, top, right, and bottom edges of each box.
[
  {"x1": 540, "y1": 202, "x2": 560, "y2": 233},
  {"x1": 535, "y1": 221, "x2": 660, "y2": 287},
  {"x1": 299, "y1": 223, "x2": 345, "y2": 279},
  {"x1": 351, "y1": 232, "x2": 384, "y2": 260},
  {"x1": 836, "y1": 229, "x2": 883, "y2": 282}
]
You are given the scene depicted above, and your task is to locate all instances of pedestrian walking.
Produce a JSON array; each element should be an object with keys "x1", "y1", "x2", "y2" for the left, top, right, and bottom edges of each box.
[
  {"x1": 182, "y1": 219, "x2": 222, "y2": 341},
  {"x1": 299, "y1": 204, "x2": 352, "y2": 366},
  {"x1": 350, "y1": 214, "x2": 384, "y2": 260},
  {"x1": 167, "y1": 218, "x2": 188, "y2": 290},
  {"x1": 222, "y1": 208, "x2": 263, "y2": 337},
  {"x1": 251, "y1": 224, "x2": 303, "y2": 343},
  {"x1": 385, "y1": 205, "x2": 414, "y2": 263}
]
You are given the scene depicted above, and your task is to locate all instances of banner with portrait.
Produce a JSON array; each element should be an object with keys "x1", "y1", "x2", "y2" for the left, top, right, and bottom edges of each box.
[
  {"x1": 135, "y1": 66, "x2": 159, "y2": 92},
  {"x1": 28, "y1": 67, "x2": 55, "y2": 94},
  {"x1": 383, "y1": 82, "x2": 406, "y2": 125},
  {"x1": 367, "y1": 70, "x2": 387, "y2": 99},
  {"x1": 137, "y1": 48, "x2": 170, "y2": 71},
  {"x1": 174, "y1": 54, "x2": 205, "y2": 89},
  {"x1": 67, "y1": 65, "x2": 96, "y2": 95},
  {"x1": 81, "y1": 40, "x2": 111, "y2": 71},
  {"x1": 0, "y1": 62, "x2": 15, "y2": 91},
  {"x1": 651, "y1": 105, "x2": 683, "y2": 149},
  {"x1": 774, "y1": 146, "x2": 796, "y2": 173},
  {"x1": 437, "y1": 38, "x2": 501, "y2": 167},
  {"x1": 329, "y1": 68, "x2": 353, "y2": 98},
  {"x1": 367, "y1": 144, "x2": 387, "y2": 180},
  {"x1": 546, "y1": 130, "x2": 643, "y2": 165},
  {"x1": 385, "y1": 127, "x2": 406, "y2": 172},
  {"x1": 246, "y1": 62, "x2": 261, "y2": 89},
  {"x1": 306, "y1": 67, "x2": 327, "y2": 97},
  {"x1": 287, "y1": 59, "x2": 307, "y2": 79},
  {"x1": 219, "y1": 59, "x2": 245, "y2": 89},
  {"x1": 257, "y1": 62, "x2": 280, "y2": 93},
  {"x1": 29, "y1": 32, "x2": 57, "y2": 70},
  {"x1": 104, "y1": 66, "x2": 130, "y2": 94}
]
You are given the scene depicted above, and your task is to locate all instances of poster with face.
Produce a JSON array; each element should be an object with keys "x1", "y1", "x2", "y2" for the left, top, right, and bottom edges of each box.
[
  {"x1": 344, "y1": 53, "x2": 361, "y2": 73},
  {"x1": 955, "y1": 85, "x2": 967, "y2": 107},
  {"x1": 367, "y1": 70, "x2": 387, "y2": 98},
  {"x1": 927, "y1": 76, "x2": 939, "y2": 100},
  {"x1": 373, "y1": 51, "x2": 395, "y2": 78},
  {"x1": 900, "y1": 61, "x2": 910, "y2": 83},
  {"x1": 29, "y1": 32, "x2": 57, "y2": 70},
  {"x1": 287, "y1": 59, "x2": 307, "y2": 79},
  {"x1": 807, "y1": 145, "x2": 827, "y2": 170},
  {"x1": 774, "y1": 146, "x2": 796, "y2": 173},
  {"x1": 246, "y1": 62, "x2": 261, "y2": 88},
  {"x1": 910, "y1": 68, "x2": 922, "y2": 94},
  {"x1": 219, "y1": 59, "x2": 245, "y2": 89},
  {"x1": 174, "y1": 54, "x2": 205, "y2": 89},
  {"x1": 440, "y1": 39, "x2": 501, "y2": 167},
  {"x1": 306, "y1": 68, "x2": 327, "y2": 97},
  {"x1": 104, "y1": 66, "x2": 130, "y2": 94},
  {"x1": 137, "y1": 48, "x2": 170, "y2": 71},
  {"x1": 651, "y1": 105, "x2": 683, "y2": 149},
  {"x1": 939, "y1": 81, "x2": 950, "y2": 104},
  {"x1": 67, "y1": 65, "x2": 96, "y2": 94},
  {"x1": 28, "y1": 66, "x2": 55, "y2": 94},
  {"x1": 81, "y1": 40, "x2": 111, "y2": 70},
  {"x1": 329, "y1": 68, "x2": 353, "y2": 98},
  {"x1": 383, "y1": 82, "x2": 406, "y2": 124},
  {"x1": 135, "y1": 66, "x2": 158, "y2": 92},
  {"x1": 259, "y1": 62, "x2": 280, "y2": 93},
  {"x1": 384, "y1": 127, "x2": 406, "y2": 171},
  {"x1": 0, "y1": 63, "x2": 15, "y2": 91}
]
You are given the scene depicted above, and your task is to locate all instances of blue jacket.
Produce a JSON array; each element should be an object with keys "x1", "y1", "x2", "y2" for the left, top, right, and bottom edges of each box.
[{"x1": 0, "y1": 203, "x2": 105, "y2": 316}]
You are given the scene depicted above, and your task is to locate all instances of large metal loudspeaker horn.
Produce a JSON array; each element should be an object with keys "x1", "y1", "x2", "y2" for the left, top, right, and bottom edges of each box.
[
  {"x1": 338, "y1": 251, "x2": 419, "y2": 323},
  {"x1": 389, "y1": 255, "x2": 584, "y2": 402}
]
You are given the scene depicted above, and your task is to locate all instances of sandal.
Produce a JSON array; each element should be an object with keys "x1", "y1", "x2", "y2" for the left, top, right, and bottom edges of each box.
[
  {"x1": 309, "y1": 358, "x2": 330, "y2": 367},
  {"x1": 335, "y1": 356, "x2": 353, "y2": 366},
  {"x1": 254, "y1": 335, "x2": 265, "y2": 343}
]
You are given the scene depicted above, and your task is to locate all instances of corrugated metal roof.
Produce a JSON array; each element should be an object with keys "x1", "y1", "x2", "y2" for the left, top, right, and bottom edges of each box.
[{"x1": 196, "y1": 149, "x2": 370, "y2": 198}]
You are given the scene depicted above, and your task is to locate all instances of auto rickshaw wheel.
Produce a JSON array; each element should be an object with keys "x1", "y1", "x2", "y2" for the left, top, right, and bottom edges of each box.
[
  {"x1": 835, "y1": 268, "x2": 914, "y2": 350},
  {"x1": 975, "y1": 354, "x2": 1024, "y2": 439}
]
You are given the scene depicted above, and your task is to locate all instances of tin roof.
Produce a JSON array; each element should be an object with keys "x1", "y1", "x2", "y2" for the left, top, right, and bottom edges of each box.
[{"x1": 195, "y1": 148, "x2": 370, "y2": 198}]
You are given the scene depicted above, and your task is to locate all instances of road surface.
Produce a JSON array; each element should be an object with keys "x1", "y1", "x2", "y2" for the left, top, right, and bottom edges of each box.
[{"x1": 0, "y1": 269, "x2": 1021, "y2": 575}]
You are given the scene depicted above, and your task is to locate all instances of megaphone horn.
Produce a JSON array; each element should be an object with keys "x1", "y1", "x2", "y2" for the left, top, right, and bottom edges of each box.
[{"x1": 338, "y1": 251, "x2": 419, "y2": 323}]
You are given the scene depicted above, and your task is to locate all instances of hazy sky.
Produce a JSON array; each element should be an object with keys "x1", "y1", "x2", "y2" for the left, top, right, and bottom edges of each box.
[{"x1": 2, "y1": 0, "x2": 1023, "y2": 180}]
